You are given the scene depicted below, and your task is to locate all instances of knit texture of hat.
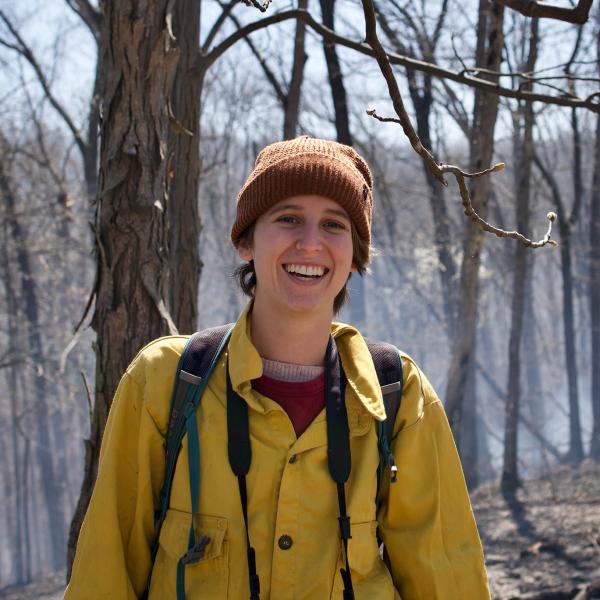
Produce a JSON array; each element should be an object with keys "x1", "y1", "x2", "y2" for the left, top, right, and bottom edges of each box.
[{"x1": 231, "y1": 136, "x2": 373, "y2": 246}]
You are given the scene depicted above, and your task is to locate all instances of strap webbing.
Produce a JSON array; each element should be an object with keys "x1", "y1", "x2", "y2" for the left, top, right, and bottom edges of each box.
[
  {"x1": 324, "y1": 337, "x2": 354, "y2": 599},
  {"x1": 227, "y1": 362, "x2": 261, "y2": 600}
]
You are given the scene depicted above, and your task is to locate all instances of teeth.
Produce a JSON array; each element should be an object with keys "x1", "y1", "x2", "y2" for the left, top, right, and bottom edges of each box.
[{"x1": 286, "y1": 264, "x2": 325, "y2": 277}]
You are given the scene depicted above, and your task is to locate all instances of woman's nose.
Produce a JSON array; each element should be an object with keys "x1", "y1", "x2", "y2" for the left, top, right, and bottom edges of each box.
[{"x1": 295, "y1": 224, "x2": 322, "y2": 252}]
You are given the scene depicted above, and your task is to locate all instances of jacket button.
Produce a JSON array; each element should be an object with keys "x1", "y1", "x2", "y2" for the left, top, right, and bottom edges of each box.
[
  {"x1": 288, "y1": 454, "x2": 297, "y2": 464},
  {"x1": 278, "y1": 535, "x2": 293, "y2": 550}
]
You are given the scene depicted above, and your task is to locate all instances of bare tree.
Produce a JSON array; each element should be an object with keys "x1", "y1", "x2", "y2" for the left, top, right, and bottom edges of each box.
[{"x1": 502, "y1": 16, "x2": 539, "y2": 493}]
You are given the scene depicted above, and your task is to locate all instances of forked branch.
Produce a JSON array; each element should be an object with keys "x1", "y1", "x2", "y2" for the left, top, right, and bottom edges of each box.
[{"x1": 362, "y1": 1, "x2": 556, "y2": 248}]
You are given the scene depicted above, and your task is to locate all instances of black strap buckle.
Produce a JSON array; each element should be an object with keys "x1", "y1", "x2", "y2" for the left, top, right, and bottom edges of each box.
[
  {"x1": 180, "y1": 534, "x2": 211, "y2": 565},
  {"x1": 338, "y1": 515, "x2": 352, "y2": 540}
]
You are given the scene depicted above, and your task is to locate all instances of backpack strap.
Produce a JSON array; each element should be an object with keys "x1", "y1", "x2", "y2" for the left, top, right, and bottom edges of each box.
[
  {"x1": 227, "y1": 359, "x2": 261, "y2": 600},
  {"x1": 365, "y1": 340, "x2": 404, "y2": 504},
  {"x1": 145, "y1": 323, "x2": 233, "y2": 600},
  {"x1": 324, "y1": 336, "x2": 355, "y2": 600}
]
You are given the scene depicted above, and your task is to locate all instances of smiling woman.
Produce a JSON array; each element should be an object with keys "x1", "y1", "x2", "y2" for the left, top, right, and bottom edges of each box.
[{"x1": 65, "y1": 136, "x2": 491, "y2": 600}]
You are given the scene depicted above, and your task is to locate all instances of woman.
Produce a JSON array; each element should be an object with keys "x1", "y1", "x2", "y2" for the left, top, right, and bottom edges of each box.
[{"x1": 66, "y1": 136, "x2": 490, "y2": 599}]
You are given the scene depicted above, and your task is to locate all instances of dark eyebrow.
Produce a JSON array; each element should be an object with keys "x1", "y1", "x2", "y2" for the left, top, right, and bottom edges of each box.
[{"x1": 267, "y1": 203, "x2": 351, "y2": 222}]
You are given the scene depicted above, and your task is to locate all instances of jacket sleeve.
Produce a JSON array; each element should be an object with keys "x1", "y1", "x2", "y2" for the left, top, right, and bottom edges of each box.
[
  {"x1": 377, "y1": 357, "x2": 491, "y2": 600},
  {"x1": 65, "y1": 360, "x2": 167, "y2": 599}
]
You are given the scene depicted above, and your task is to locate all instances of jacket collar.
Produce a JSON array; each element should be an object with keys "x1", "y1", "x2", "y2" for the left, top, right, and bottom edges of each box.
[{"x1": 227, "y1": 303, "x2": 386, "y2": 423}]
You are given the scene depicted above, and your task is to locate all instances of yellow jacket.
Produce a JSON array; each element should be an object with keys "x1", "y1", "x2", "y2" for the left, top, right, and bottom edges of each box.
[{"x1": 66, "y1": 306, "x2": 490, "y2": 599}]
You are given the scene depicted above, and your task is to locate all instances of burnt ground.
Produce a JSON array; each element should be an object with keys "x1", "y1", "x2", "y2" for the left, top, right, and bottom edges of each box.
[
  {"x1": 472, "y1": 461, "x2": 600, "y2": 600},
  {"x1": 1, "y1": 462, "x2": 599, "y2": 599}
]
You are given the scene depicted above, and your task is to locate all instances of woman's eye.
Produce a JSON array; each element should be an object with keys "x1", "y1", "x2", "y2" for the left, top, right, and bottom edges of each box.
[
  {"x1": 324, "y1": 220, "x2": 346, "y2": 230},
  {"x1": 277, "y1": 215, "x2": 299, "y2": 224}
]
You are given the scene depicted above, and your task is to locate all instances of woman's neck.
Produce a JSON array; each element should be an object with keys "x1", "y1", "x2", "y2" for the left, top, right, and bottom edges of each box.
[{"x1": 249, "y1": 302, "x2": 332, "y2": 366}]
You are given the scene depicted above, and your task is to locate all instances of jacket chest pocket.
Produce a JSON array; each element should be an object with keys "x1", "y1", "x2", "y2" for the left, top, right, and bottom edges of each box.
[
  {"x1": 149, "y1": 509, "x2": 229, "y2": 599},
  {"x1": 330, "y1": 521, "x2": 396, "y2": 599}
]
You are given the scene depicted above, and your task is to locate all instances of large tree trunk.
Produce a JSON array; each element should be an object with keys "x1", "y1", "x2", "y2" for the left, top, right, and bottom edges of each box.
[
  {"x1": 67, "y1": 0, "x2": 202, "y2": 577},
  {"x1": 502, "y1": 18, "x2": 538, "y2": 493},
  {"x1": 445, "y1": 0, "x2": 504, "y2": 483}
]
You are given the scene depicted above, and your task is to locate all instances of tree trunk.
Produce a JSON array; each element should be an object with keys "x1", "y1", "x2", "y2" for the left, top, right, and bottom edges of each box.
[
  {"x1": 563, "y1": 107, "x2": 584, "y2": 462},
  {"x1": 591, "y1": 78, "x2": 600, "y2": 460},
  {"x1": 445, "y1": 0, "x2": 504, "y2": 478},
  {"x1": 1, "y1": 161, "x2": 67, "y2": 572},
  {"x1": 558, "y1": 217, "x2": 584, "y2": 461},
  {"x1": 0, "y1": 240, "x2": 27, "y2": 583},
  {"x1": 283, "y1": 0, "x2": 308, "y2": 139},
  {"x1": 502, "y1": 18, "x2": 538, "y2": 493},
  {"x1": 320, "y1": 0, "x2": 367, "y2": 327},
  {"x1": 166, "y1": 0, "x2": 202, "y2": 331},
  {"x1": 67, "y1": 0, "x2": 202, "y2": 577},
  {"x1": 320, "y1": 0, "x2": 352, "y2": 146}
]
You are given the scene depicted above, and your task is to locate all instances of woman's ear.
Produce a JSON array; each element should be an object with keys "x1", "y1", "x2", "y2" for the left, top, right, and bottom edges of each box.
[{"x1": 238, "y1": 243, "x2": 253, "y2": 262}]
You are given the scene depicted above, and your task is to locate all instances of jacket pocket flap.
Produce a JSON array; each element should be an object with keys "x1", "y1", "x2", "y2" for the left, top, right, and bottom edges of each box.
[{"x1": 159, "y1": 509, "x2": 227, "y2": 562}]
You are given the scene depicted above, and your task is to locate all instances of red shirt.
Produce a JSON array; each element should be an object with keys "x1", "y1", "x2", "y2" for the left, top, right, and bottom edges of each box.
[{"x1": 252, "y1": 373, "x2": 325, "y2": 437}]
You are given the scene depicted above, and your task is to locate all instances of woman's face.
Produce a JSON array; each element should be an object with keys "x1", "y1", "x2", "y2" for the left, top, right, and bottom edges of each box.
[{"x1": 238, "y1": 194, "x2": 355, "y2": 320}]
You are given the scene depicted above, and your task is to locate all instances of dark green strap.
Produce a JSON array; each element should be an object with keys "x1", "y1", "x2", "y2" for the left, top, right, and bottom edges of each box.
[{"x1": 176, "y1": 391, "x2": 204, "y2": 600}]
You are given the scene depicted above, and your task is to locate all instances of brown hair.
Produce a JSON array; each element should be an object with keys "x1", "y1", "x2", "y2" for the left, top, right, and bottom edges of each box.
[{"x1": 232, "y1": 222, "x2": 372, "y2": 315}]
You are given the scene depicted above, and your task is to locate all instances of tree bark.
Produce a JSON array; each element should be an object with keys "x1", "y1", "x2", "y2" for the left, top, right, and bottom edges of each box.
[
  {"x1": 444, "y1": 0, "x2": 504, "y2": 480},
  {"x1": 67, "y1": 0, "x2": 202, "y2": 576},
  {"x1": 502, "y1": 17, "x2": 538, "y2": 493}
]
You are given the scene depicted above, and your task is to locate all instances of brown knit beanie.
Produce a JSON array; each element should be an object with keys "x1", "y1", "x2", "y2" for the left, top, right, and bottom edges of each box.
[{"x1": 231, "y1": 136, "x2": 374, "y2": 246}]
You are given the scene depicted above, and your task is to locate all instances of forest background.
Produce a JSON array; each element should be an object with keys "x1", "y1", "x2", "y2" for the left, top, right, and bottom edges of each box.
[{"x1": 1, "y1": 0, "x2": 599, "y2": 597}]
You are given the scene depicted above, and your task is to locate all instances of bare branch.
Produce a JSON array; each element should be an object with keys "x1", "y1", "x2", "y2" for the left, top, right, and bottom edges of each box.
[
  {"x1": 203, "y1": 0, "x2": 238, "y2": 53},
  {"x1": 439, "y1": 162, "x2": 558, "y2": 248},
  {"x1": 64, "y1": 0, "x2": 102, "y2": 44},
  {"x1": 225, "y1": 8, "x2": 287, "y2": 105},
  {"x1": 0, "y1": 10, "x2": 88, "y2": 158},
  {"x1": 362, "y1": 0, "x2": 557, "y2": 249},
  {"x1": 199, "y1": 9, "x2": 600, "y2": 113},
  {"x1": 494, "y1": 0, "x2": 593, "y2": 24}
]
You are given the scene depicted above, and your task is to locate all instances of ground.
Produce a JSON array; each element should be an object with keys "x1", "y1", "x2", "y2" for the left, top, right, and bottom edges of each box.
[
  {"x1": 1, "y1": 462, "x2": 599, "y2": 599},
  {"x1": 473, "y1": 460, "x2": 600, "y2": 599}
]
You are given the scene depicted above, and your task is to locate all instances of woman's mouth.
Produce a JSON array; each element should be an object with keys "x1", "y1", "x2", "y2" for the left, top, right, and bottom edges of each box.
[{"x1": 283, "y1": 263, "x2": 329, "y2": 280}]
